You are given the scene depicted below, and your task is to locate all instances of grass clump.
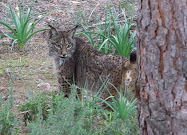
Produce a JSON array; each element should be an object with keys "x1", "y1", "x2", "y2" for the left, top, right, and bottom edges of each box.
[
  {"x1": 119, "y1": 0, "x2": 136, "y2": 17},
  {"x1": 20, "y1": 91, "x2": 51, "y2": 124},
  {"x1": 0, "y1": 90, "x2": 20, "y2": 135}
]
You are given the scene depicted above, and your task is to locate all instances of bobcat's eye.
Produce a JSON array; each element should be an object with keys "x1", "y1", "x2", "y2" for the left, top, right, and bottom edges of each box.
[
  {"x1": 66, "y1": 44, "x2": 72, "y2": 49},
  {"x1": 54, "y1": 44, "x2": 61, "y2": 49},
  {"x1": 65, "y1": 40, "x2": 73, "y2": 49}
]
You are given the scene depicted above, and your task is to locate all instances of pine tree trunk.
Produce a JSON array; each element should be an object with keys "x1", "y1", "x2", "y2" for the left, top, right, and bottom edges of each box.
[{"x1": 136, "y1": 0, "x2": 187, "y2": 134}]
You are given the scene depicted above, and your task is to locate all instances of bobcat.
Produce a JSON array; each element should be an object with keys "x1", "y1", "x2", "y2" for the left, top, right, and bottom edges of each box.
[{"x1": 47, "y1": 25, "x2": 137, "y2": 101}]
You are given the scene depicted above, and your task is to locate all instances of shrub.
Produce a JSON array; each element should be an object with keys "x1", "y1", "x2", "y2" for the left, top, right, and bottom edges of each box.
[
  {"x1": 20, "y1": 79, "x2": 139, "y2": 134},
  {"x1": 20, "y1": 91, "x2": 51, "y2": 124},
  {"x1": 25, "y1": 91, "x2": 94, "y2": 135}
]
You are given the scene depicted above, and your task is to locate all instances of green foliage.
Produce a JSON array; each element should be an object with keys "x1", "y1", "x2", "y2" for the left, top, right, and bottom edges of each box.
[
  {"x1": 0, "y1": 33, "x2": 6, "y2": 39},
  {"x1": 0, "y1": 0, "x2": 60, "y2": 50},
  {"x1": 76, "y1": 0, "x2": 136, "y2": 58},
  {"x1": 19, "y1": 79, "x2": 139, "y2": 134},
  {"x1": 78, "y1": 78, "x2": 111, "y2": 131},
  {"x1": 110, "y1": 88, "x2": 139, "y2": 134},
  {"x1": 109, "y1": 5, "x2": 136, "y2": 58},
  {"x1": 0, "y1": 91, "x2": 20, "y2": 135},
  {"x1": 76, "y1": 10, "x2": 113, "y2": 54},
  {"x1": 119, "y1": 0, "x2": 136, "y2": 17},
  {"x1": 20, "y1": 91, "x2": 51, "y2": 123},
  {"x1": 98, "y1": 82, "x2": 139, "y2": 135},
  {"x1": 106, "y1": 84, "x2": 137, "y2": 121},
  {"x1": 25, "y1": 91, "x2": 94, "y2": 135}
]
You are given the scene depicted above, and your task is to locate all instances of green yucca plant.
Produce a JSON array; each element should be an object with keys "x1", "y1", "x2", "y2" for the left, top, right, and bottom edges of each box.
[
  {"x1": 0, "y1": 1, "x2": 60, "y2": 50},
  {"x1": 77, "y1": 0, "x2": 136, "y2": 58},
  {"x1": 76, "y1": 11, "x2": 114, "y2": 54},
  {"x1": 109, "y1": 9, "x2": 136, "y2": 58},
  {"x1": 101, "y1": 81, "x2": 137, "y2": 121},
  {"x1": 99, "y1": 82, "x2": 139, "y2": 134}
]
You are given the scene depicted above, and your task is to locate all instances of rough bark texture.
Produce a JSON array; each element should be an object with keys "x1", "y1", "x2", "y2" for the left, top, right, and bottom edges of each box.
[{"x1": 136, "y1": 0, "x2": 187, "y2": 134}]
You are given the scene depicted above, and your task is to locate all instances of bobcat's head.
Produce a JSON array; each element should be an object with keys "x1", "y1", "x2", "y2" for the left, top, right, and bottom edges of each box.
[
  {"x1": 47, "y1": 25, "x2": 78, "y2": 64},
  {"x1": 122, "y1": 51, "x2": 139, "y2": 99}
]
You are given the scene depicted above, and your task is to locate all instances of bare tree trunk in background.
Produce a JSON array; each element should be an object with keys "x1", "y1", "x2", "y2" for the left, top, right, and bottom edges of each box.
[{"x1": 136, "y1": 0, "x2": 187, "y2": 134}]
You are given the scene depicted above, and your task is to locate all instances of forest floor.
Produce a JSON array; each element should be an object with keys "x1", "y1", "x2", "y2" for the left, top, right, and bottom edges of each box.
[{"x1": 0, "y1": 0, "x2": 123, "y2": 134}]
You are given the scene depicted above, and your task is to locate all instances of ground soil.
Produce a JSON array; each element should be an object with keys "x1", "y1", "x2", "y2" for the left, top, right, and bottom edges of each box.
[{"x1": 0, "y1": 0, "x2": 123, "y2": 134}]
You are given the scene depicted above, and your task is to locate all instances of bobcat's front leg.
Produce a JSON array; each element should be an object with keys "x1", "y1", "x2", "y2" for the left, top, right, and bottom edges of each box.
[
  {"x1": 55, "y1": 57, "x2": 75, "y2": 98},
  {"x1": 57, "y1": 75, "x2": 72, "y2": 98}
]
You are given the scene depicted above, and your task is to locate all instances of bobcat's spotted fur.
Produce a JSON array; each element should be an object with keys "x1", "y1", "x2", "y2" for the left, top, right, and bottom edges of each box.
[{"x1": 47, "y1": 25, "x2": 138, "y2": 100}]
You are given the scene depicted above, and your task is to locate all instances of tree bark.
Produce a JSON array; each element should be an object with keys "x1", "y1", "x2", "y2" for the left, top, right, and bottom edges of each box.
[{"x1": 136, "y1": 0, "x2": 187, "y2": 134}]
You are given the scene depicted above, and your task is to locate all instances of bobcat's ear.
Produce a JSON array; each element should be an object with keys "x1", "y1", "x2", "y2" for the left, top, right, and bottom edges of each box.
[
  {"x1": 48, "y1": 25, "x2": 58, "y2": 38},
  {"x1": 122, "y1": 51, "x2": 137, "y2": 70},
  {"x1": 68, "y1": 25, "x2": 79, "y2": 39},
  {"x1": 130, "y1": 51, "x2": 136, "y2": 64}
]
